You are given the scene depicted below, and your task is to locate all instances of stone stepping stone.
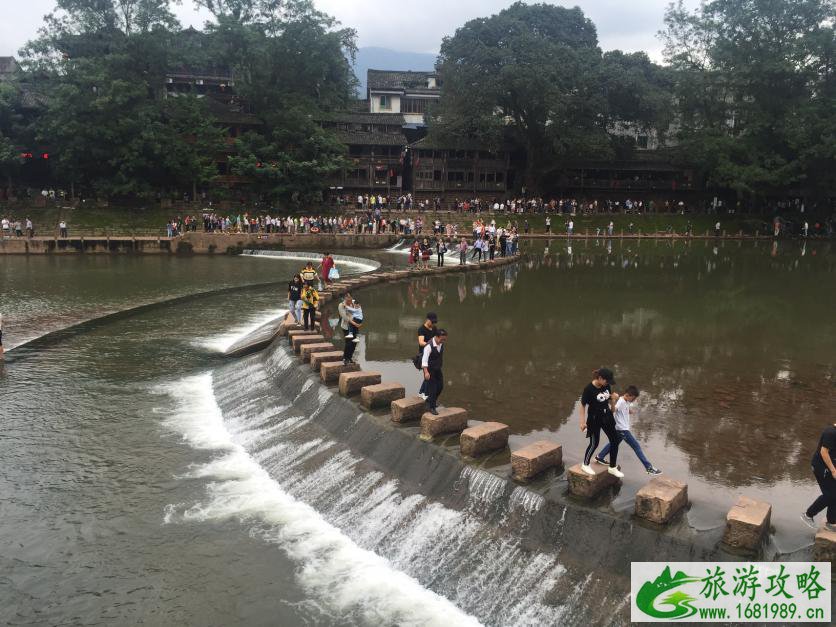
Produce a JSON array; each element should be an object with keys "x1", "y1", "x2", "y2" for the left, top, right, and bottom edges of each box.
[
  {"x1": 511, "y1": 441, "x2": 563, "y2": 482},
  {"x1": 321, "y1": 361, "x2": 360, "y2": 383},
  {"x1": 360, "y1": 382, "x2": 405, "y2": 409},
  {"x1": 292, "y1": 334, "x2": 325, "y2": 354},
  {"x1": 567, "y1": 463, "x2": 620, "y2": 498},
  {"x1": 419, "y1": 407, "x2": 468, "y2": 441},
  {"x1": 460, "y1": 422, "x2": 509, "y2": 457},
  {"x1": 310, "y1": 351, "x2": 345, "y2": 370},
  {"x1": 722, "y1": 496, "x2": 771, "y2": 551},
  {"x1": 635, "y1": 476, "x2": 688, "y2": 524},
  {"x1": 299, "y1": 342, "x2": 335, "y2": 363},
  {"x1": 390, "y1": 396, "x2": 426, "y2": 423},
  {"x1": 338, "y1": 371, "x2": 382, "y2": 396}
]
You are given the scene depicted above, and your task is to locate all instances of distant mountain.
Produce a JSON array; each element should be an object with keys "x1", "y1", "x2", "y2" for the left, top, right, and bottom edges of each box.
[{"x1": 352, "y1": 47, "x2": 437, "y2": 94}]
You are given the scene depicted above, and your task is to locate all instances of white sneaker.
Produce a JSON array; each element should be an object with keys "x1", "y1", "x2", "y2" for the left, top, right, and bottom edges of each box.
[
  {"x1": 607, "y1": 466, "x2": 625, "y2": 478},
  {"x1": 352, "y1": 337, "x2": 360, "y2": 343},
  {"x1": 418, "y1": 393, "x2": 428, "y2": 400},
  {"x1": 345, "y1": 333, "x2": 354, "y2": 339},
  {"x1": 580, "y1": 464, "x2": 596, "y2": 476}
]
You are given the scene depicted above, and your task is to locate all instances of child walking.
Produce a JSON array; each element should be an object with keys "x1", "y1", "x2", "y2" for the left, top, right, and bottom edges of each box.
[
  {"x1": 579, "y1": 367, "x2": 623, "y2": 478},
  {"x1": 596, "y1": 386, "x2": 661, "y2": 475}
]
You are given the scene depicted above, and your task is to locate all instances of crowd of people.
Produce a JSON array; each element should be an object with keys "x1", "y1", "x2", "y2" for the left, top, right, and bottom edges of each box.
[
  {"x1": 330, "y1": 193, "x2": 743, "y2": 215},
  {"x1": 0, "y1": 217, "x2": 35, "y2": 238},
  {"x1": 0, "y1": 217, "x2": 71, "y2": 238}
]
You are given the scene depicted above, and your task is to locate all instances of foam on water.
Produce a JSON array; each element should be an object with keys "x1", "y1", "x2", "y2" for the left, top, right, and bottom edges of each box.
[
  {"x1": 239, "y1": 250, "x2": 381, "y2": 273},
  {"x1": 159, "y1": 373, "x2": 481, "y2": 627},
  {"x1": 156, "y1": 314, "x2": 575, "y2": 625},
  {"x1": 212, "y1": 389, "x2": 570, "y2": 623},
  {"x1": 194, "y1": 309, "x2": 286, "y2": 353}
]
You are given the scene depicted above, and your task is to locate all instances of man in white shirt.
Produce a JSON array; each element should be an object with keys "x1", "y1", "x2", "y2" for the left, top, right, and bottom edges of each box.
[
  {"x1": 595, "y1": 385, "x2": 661, "y2": 475},
  {"x1": 421, "y1": 329, "x2": 448, "y2": 415}
]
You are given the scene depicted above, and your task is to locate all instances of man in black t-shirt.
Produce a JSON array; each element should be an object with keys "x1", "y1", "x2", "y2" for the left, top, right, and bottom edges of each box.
[
  {"x1": 579, "y1": 367, "x2": 623, "y2": 478},
  {"x1": 417, "y1": 313, "x2": 438, "y2": 399},
  {"x1": 287, "y1": 275, "x2": 303, "y2": 323},
  {"x1": 802, "y1": 424, "x2": 836, "y2": 531}
]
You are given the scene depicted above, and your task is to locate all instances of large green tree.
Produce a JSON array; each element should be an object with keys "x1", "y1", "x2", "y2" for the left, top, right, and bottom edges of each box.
[
  {"x1": 20, "y1": 0, "x2": 195, "y2": 196},
  {"x1": 432, "y1": 3, "x2": 675, "y2": 192},
  {"x1": 0, "y1": 83, "x2": 26, "y2": 189},
  {"x1": 198, "y1": 0, "x2": 357, "y2": 202},
  {"x1": 661, "y1": 0, "x2": 836, "y2": 203},
  {"x1": 432, "y1": 2, "x2": 610, "y2": 192},
  {"x1": 18, "y1": 0, "x2": 355, "y2": 202}
]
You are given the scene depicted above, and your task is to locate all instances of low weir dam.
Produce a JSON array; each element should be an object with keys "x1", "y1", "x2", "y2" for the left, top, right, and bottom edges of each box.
[{"x1": 203, "y1": 343, "x2": 639, "y2": 624}]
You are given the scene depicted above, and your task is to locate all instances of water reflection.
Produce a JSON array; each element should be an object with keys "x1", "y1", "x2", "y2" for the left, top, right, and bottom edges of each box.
[{"x1": 321, "y1": 239, "x2": 835, "y2": 491}]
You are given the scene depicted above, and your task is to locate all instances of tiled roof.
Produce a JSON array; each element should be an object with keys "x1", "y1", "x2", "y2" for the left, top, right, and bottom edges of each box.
[
  {"x1": 411, "y1": 135, "x2": 496, "y2": 151},
  {"x1": 320, "y1": 111, "x2": 406, "y2": 125},
  {"x1": 367, "y1": 69, "x2": 437, "y2": 91},
  {"x1": 335, "y1": 129, "x2": 406, "y2": 146},
  {"x1": 18, "y1": 84, "x2": 48, "y2": 109},
  {"x1": 166, "y1": 65, "x2": 234, "y2": 81},
  {"x1": 0, "y1": 56, "x2": 18, "y2": 77}
]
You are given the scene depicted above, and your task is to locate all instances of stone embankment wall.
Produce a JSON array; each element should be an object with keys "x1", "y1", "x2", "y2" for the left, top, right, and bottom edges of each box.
[
  {"x1": 0, "y1": 237, "x2": 174, "y2": 254},
  {"x1": 180, "y1": 232, "x2": 402, "y2": 253},
  {"x1": 0, "y1": 232, "x2": 402, "y2": 254},
  {"x1": 1, "y1": 229, "x2": 800, "y2": 254}
]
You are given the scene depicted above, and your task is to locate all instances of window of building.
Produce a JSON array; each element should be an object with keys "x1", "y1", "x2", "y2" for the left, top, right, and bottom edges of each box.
[
  {"x1": 401, "y1": 98, "x2": 433, "y2": 114},
  {"x1": 637, "y1": 135, "x2": 649, "y2": 149},
  {"x1": 379, "y1": 95, "x2": 391, "y2": 110},
  {"x1": 447, "y1": 171, "x2": 465, "y2": 182},
  {"x1": 433, "y1": 170, "x2": 442, "y2": 181},
  {"x1": 479, "y1": 171, "x2": 505, "y2": 184},
  {"x1": 348, "y1": 145, "x2": 363, "y2": 156},
  {"x1": 348, "y1": 168, "x2": 367, "y2": 180}
]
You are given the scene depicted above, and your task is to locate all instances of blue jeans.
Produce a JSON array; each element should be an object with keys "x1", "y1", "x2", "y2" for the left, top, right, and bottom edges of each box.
[
  {"x1": 289, "y1": 299, "x2": 302, "y2": 323},
  {"x1": 599, "y1": 430, "x2": 652, "y2": 470}
]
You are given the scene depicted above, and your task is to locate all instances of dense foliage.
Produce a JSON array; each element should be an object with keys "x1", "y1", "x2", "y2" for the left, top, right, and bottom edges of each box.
[
  {"x1": 10, "y1": 0, "x2": 356, "y2": 202},
  {"x1": 1, "y1": 0, "x2": 833, "y2": 206},
  {"x1": 661, "y1": 0, "x2": 835, "y2": 202},
  {"x1": 432, "y1": 0, "x2": 835, "y2": 202},
  {"x1": 431, "y1": 2, "x2": 674, "y2": 192}
]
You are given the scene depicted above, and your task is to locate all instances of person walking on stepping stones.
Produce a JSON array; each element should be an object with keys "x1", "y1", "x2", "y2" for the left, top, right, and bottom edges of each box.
[
  {"x1": 300, "y1": 283, "x2": 318, "y2": 331},
  {"x1": 338, "y1": 292, "x2": 357, "y2": 365},
  {"x1": 595, "y1": 385, "x2": 661, "y2": 475},
  {"x1": 802, "y1": 422, "x2": 836, "y2": 532},
  {"x1": 579, "y1": 367, "x2": 623, "y2": 478},
  {"x1": 416, "y1": 312, "x2": 438, "y2": 399},
  {"x1": 421, "y1": 329, "x2": 447, "y2": 415}
]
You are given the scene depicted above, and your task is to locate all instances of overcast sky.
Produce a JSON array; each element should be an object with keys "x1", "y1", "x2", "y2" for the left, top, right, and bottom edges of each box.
[{"x1": 0, "y1": 0, "x2": 699, "y2": 60}]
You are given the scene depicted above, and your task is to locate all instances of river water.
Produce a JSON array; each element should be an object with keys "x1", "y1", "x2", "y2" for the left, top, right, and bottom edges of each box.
[
  {"x1": 0, "y1": 240, "x2": 833, "y2": 625},
  {"x1": 359, "y1": 239, "x2": 835, "y2": 550}
]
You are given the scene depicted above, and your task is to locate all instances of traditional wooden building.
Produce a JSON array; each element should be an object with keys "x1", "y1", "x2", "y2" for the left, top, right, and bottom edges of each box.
[
  {"x1": 322, "y1": 69, "x2": 515, "y2": 200},
  {"x1": 164, "y1": 64, "x2": 261, "y2": 187}
]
